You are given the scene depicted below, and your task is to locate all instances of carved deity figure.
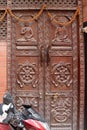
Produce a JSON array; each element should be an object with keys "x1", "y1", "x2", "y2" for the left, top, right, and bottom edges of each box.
[
  {"x1": 17, "y1": 24, "x2": 36, "y2": 42},
  {"x1": 52, "y1": 26, "x2": 71, "y2": 43}
]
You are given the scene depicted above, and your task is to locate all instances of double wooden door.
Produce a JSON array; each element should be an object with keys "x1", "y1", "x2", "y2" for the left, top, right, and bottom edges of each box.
[{"x1": 11, "y1": 9, "x2": 79, "y2": 130}]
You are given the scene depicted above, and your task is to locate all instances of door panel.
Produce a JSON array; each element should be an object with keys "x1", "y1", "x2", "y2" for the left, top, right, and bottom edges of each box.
[
  {"x1": 11, "y1": 11, "x2": 45, "y2": 116},
  {"x1": 44, "y1": 11, "x2": 78, "y2": 130},
  {"x1": 12, "y1": 9, "x2": 79, "y2": 130}
]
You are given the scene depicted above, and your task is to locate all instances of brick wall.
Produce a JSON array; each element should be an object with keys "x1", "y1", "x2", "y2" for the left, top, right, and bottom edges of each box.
[{"x1": 0, "y1": 42, "x2": 7, "y2": 103}]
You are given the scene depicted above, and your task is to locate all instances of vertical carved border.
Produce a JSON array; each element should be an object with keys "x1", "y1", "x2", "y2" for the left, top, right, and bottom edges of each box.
[
  {"x1": 78, "y1": 1, "x2": 85, "y2": 130},
  {"x1": 7, "y1": 0, "x2": 12, "y2": 92},
  {"x1": 11, "y1": 15, "x2": 17, "y2": 98},
  {"x1": 38, "y1": 13, "x2": 45, "y2": 117},
  {"x1": 72, "y1": 18, "x2": 78, "y2": 130},
  {"x1": 44, "y1": 12, "x2": 51, "y2": 125}
]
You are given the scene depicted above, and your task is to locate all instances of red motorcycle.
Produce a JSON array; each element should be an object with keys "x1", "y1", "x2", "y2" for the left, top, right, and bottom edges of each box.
[
  {"x1": 0, "y1": 119, "x2": 49, "y2": 130},
  {"x1": 0, "y1": 118, "x2": 49, "y2": 130},
  {"x1": 0, "y1": 93, "x2": 50, "y2": 130}
]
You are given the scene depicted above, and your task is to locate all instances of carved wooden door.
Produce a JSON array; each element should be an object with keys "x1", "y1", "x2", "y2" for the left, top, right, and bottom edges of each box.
[
  {"x1": 10, "y1": 2, "x2": 82, "y2": 130},
  {"x1": 11, "y1": 11, "x2": 45, "y2": 116},
  {"x1": 43, "y1": 12, "x2": 79, "y2": 130}
]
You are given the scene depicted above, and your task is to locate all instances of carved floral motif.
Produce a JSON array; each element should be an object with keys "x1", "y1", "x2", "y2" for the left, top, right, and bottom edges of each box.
[
  {"x1": 51, "y1": 62, "x2": 72, "y2": 87},
  {"x1": 17, "y1": 61, "x2": 38, "y2": 88}
]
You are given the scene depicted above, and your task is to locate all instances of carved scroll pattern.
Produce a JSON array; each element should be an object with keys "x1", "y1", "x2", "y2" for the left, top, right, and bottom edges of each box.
[
  {"x1": 16, "y1": 96, "x2": 38, "y2": 111},
  {"x1": 17, "y1": 61, "x2": 38, "y2": 88},
  {"x1": 51, "y1": 97, "x2": 72, "y2": 125}
]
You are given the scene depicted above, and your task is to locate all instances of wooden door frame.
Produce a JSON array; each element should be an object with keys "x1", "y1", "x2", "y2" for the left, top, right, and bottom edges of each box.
[
  {"x1": 6, "y1": 1, "x2": 85, "y2": 130},
  {"x1": 83, "y1": 21, "x2": 87, "y2": 130}
]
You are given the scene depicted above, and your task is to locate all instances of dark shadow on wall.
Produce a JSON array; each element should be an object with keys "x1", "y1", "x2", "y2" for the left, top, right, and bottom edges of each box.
[{"x1": 83, "y1": 21, "x2": 87, "y2": 130}]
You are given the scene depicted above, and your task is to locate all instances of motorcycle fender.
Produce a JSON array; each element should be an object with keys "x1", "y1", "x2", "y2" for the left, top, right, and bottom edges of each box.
[
  {"x1": 23, "y1": 119, "x2": 46, "y2": 130},
  {"x1": 0, "y1": 123, "x2": 12, "y2": 130}
]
